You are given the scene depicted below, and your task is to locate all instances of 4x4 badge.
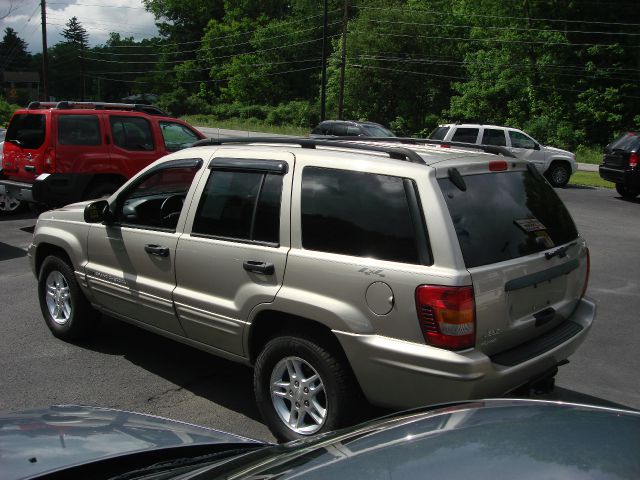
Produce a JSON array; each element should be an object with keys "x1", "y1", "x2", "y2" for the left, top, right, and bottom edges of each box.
[{"x1": 358, "y1": 267, "x2": 385, "y2": 277}]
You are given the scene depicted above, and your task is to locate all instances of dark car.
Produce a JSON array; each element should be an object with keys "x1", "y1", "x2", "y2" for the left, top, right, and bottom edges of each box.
[
  {"x1": 599, "y1": 131, "x2": 640, "y2": 199},
  {"x1": 311, "y1": 120, "x2": 395, "y2": 137},
  {"x1": 3, "y1": 400, "x2": 639, "y2": 479}
]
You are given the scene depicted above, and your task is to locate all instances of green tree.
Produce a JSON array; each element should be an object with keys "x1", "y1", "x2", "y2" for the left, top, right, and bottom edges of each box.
[{"x1": 0, "y1": 27, "x2": 31, "y2": 72}]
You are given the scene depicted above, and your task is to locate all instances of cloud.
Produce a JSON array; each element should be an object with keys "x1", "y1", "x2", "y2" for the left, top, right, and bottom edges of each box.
[{"x1": 1, "y1": 0, "x2": 159, "y2": 53}]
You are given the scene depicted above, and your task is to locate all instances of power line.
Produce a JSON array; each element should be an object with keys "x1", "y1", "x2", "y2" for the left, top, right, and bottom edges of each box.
[
  {"x1": 48, "y1": 2, "x2": 147, "y2": 9},
  {"x1": 354, "y1": 5, "x2": 640, "y2": 28},
  {"x1": 348, "y1": 29, "x2": 640, "y2": 48},
  {"x1": 82, "y1": 35, "x2": 341, "y2": 64},
  {"x1": 364, "y1": 18, "x2": 640, "y2": 37},
  {"x1": 87, "y1": 64, "x2": 322, "y2": 85},
  {"x1": 86, "y1": 21, "x2": 342, "y2": 57}
]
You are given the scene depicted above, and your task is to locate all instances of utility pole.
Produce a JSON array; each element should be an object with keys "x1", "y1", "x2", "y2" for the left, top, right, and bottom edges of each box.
[
  {"x1": 320, "y1": 0, "x2": 328, "y2": 121},
  {"x1": 338, "y1": 0, "x2": 348, "y2": 119},
  {"x1": 40, "y1": 0, "x2": 49, "y2": 100}
]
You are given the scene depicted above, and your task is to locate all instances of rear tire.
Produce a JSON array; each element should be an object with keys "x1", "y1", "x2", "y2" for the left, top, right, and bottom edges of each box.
[
  {"x1": 546, "y1": 162, "x2": 571, "y2": 188},
  {"x1": 38, "y1": 255, "x2": 100, "y2": 341},
  {"x1": 615, "y1": 184, "x2": 640, "y2": 200},
  {"x1": 0, "y1": 190, "x2": 25, "y2": 215},
  {"x1": 254, "y1": 334, "x2": 361, "y2": 442}
]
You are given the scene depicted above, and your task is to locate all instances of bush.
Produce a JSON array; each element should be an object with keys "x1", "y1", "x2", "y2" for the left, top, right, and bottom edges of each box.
[
  {"x1": 0, "y1": 98, "x2": 21, "y2": 127},
  {"x1": 265, "y1": 101, "x2": 319, "y2": 128}
]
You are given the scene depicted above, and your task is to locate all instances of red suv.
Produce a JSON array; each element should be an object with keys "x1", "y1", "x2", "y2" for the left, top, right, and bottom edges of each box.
[{"x1": 0, "y1": 101, "x2": 205, "y2": 209}]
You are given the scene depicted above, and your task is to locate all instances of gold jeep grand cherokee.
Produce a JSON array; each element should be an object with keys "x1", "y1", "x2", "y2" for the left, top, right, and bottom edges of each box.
[{"x1": 28, "y1": 137, "x2": 595, "y2": 442}]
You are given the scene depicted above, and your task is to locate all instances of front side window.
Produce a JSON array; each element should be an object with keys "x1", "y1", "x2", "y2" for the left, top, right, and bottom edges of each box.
[
  {"x1": 192, "y1": 170, "x2": 283, "y2": 244},
  {"x1": 116, "y1": 164, "x2": 200, "y2": 230},
  {"x1": 481, "y1": 128, "x2": 507, "y2": 147},
  {"x1": 301, "y1": 167, "x2": 421, "y2": 264},
  {"x1": 109, "y1": 116, "x2": 154, "y2": 151},
  {"x1": 58, "y1": 115, "x2": 101, "y2": 146},
  {"x1": 6, "y1": 113, "x2": 46, "y2": 149},
  {"x1": 509, "y1": 130, "x2": 536, "y2": 149},
  {"x1": 160, "y1": 122, "x2": 200, "y2": 152},
  {"x1": 451, "y1": 127, "x2": 480, "y2": 143}
]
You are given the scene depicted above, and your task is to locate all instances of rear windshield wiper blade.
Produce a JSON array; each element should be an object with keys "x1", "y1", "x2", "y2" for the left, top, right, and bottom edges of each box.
[
  {"x1": 545, "y1": 241, "x2": 577, "y2": 260},
  {"x1": 5, "y1": 138, "x2": 23, "y2": 147}
]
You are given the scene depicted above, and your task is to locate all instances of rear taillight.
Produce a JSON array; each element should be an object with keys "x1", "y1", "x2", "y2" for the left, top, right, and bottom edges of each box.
[
  {"x1": 43, "y1": 147, "x2": 56, "y2": 173},
  {"x1": 581, "y1": 248, "x2": 590, "y2": 298},
  {"x1": 415, "y1": 285, "x2": 475, "y2": 350},
  {"x1": 489, "y1": 160, "x2": 508, "y2": 171},
  {"x1": 629, "y1": 152, "x2": 638, "y2": 168}
]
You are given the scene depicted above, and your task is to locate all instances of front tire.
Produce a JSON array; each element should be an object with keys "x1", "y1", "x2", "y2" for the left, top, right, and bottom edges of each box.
[
  {"x1": 38, "y1": 255, "x2": 99, "y2": 341},
  {"x1": 615, "y1": 183, "x2": 640, "y2": 200},
  {"x1": 546, "y1": 163, "x2": 571, "y2": 188},
  {"x1": 254, "y1": 334, "x2": 360, "y2": 442}
]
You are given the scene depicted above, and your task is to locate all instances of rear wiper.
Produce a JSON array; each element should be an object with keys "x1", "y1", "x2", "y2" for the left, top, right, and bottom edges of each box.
[
  {"x1": 5, "y1": 138, "x2": 23, "y2": 147},
  {"x1": 545, "y1": 241, "x2": 577, "y2": 260}
]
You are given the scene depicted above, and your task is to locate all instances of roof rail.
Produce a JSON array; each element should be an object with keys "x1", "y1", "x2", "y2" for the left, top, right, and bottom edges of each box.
[
  {"x1": 189, "y1": 136, "x2": 427, "y2": 164},
  {"x1": 26, "y1": 101, "x2": 168, "y2": 116},
  {"x1": 317, "y1": 136, "x2": 516, "y2": 158}
]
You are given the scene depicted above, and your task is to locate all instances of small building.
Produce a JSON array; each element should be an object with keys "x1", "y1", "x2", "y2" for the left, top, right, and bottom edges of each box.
[{"x1": 2, "y1": 71, "x2": 40, "y2": 105}]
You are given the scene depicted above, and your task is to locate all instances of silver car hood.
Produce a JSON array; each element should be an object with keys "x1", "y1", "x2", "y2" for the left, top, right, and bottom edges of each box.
[{"x1": 0, "y1": 405, "x2": 261, "y2": 479}]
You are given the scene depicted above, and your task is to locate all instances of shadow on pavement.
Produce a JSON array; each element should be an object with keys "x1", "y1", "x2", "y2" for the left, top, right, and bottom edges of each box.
[
  {"x1": 78, "y1": 316, "x2": 262, "y2": 422},
  {"x1": 0, "y1": 211, "x2": 37, "y2": 222},
  {"x1": 0, "y1": 242, "x2": 27, "y2": 261}
]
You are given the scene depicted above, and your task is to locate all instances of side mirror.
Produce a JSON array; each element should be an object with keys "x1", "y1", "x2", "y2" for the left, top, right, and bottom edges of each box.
[
  {"x1": 533, "y1": 142, "x2": 541, "y2": 150},
  {"x1": 84, "y1": 200, "x2": 114, "y2": 224}
]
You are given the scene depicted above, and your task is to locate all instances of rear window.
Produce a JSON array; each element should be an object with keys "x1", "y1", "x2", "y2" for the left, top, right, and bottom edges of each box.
[
  {"x1": 439, "y1": 170, "x2": 578, "y2": 268},
  {"x1": 607, "y1": 132, "x2": 639, "y2": 152},
  {"x1": 429, "y1": 126, "x2": 449, "y2": 141},
  {"x1": 6, "y1": 113, "x2": 46, "y2": 149}
]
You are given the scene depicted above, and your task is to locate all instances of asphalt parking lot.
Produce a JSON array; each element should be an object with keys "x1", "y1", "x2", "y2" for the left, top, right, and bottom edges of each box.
[{"x1": 0, "y1": 185, "x2": 638, "y2": 442}]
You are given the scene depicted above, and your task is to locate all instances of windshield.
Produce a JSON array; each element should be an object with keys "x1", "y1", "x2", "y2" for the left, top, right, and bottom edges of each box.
[{"x1": 361, "y1": 124, "x2": 395, "y2": 137}]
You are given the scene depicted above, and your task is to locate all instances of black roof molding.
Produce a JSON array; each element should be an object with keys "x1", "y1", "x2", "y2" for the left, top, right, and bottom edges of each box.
[
  {"x1": 26, "y1": 101, "x2": 168, "y2": 116},
  {"x1": 189, "y1": 136, "x2": 427, "y2": 164}
]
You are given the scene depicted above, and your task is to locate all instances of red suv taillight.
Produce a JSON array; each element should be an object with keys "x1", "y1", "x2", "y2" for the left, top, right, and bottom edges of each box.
[
  {"x1": 415, "y1": 285, "x2": 476, "y2": 350},
  {"x1": 43, "y1": 147, "x2": 56, "y2": 173},
  {"x1": 581, "y1": 248, "x2": 590, "y2": 298},
  {"x1": 629, "y1": 152, "x2": 638, "y2": 168}
]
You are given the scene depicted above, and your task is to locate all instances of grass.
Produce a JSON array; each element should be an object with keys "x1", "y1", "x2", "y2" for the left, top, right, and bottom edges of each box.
[
  {"x1": 575, "y1": 145, "x2": 603, "y2": 164},
  {"x1": 182, "y1": 115, "x2": 309, "y2": 136},
  {"x1": 569, "y1": 171, "x2": 614, "y2": 189}
]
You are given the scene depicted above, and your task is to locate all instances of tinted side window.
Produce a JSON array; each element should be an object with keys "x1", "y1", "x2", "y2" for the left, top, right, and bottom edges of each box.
[
  {"x1": 429, "y1": 126, "x2": 450, "y2": 141},
  {"x1": 333, "y1": 123, "x2": 348, "y2": 136},
  {"x1": 451, "y1": 128, "x2": 479, "y2": 143},
  {"x1": 193, "y1": 171, "x2": 283, "y2": 244},
  {"x1": 481, "y1": 128, "x2": 506, "y2": 147},
  {"x1": 301, "y1": 167, "x2": 420, "y2": 264},
  {"x1": 117, "y1": 165, "x2": 200, "y2": 230},
  {"x1": 58, "y1": 115, "x2": 101, "y2": 146},
  {"x1": 110, "y1": 116, "x2": 154, "y2": 151},
  {"x1": 6, "y1": 113, "x2": 45, "y2": 149},
  {"x1": 509, "y1": 131, "x2": 536, "y2": 149}
]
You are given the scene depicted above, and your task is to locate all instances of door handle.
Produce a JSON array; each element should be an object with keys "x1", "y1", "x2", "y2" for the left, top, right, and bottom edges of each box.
[
  {"x1": 243, "y1": 260, "x2": 275, "y2": 275},
  {"x1": 145, "y1": 244, "x2": 170, "y2": 257}
]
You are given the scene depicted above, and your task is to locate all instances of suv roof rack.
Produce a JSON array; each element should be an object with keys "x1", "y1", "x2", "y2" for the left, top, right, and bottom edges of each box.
[
  {"x1": 26, "y1": 101, "x2": 168, "y2": 116},
  {"x1": 317, "y1": 136, "x2": 516, "y2": 158},
  {"x1": 190, "y1": 136, "x2": 427, "y2": 164}
]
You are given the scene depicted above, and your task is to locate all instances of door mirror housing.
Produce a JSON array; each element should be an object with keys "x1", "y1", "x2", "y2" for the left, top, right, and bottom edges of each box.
[
  {"x1": 84, "y1": 200, "x2": 114, "y2": 224},
  {"x1": 534, "y1": 142, "x2": 541, "y2": 150}
]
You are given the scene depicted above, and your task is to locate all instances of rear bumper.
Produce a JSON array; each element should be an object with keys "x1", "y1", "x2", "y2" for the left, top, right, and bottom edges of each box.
[
  {"x1": 336, "y1": 296, "x2": 596, "y2": 409},
  {"x1": 0, "y1": 174, "x2": 93, "y2": 207},
  {"x1": 599, "y1": 165, "x2": 640, "y2": 187}
]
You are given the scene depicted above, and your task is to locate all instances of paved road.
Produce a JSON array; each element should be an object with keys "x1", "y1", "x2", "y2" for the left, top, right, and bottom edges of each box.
[{"x1": 0, "y1": 186, "x2": 638, "y2": 444}]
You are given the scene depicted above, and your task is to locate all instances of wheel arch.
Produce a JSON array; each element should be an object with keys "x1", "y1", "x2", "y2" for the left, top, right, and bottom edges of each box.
[
  {"x1": 82, "y1": 174, "x2": 127, "y2": 200},
  {"x1": 247, "y1": 310, "x2": 350, "y2": 366},
  {"x1": 547, "y1": 158, "x2": 574, "y2": 173},
  {"x1": 35, "y1": 243, "x2": 74, "y2": 276}
]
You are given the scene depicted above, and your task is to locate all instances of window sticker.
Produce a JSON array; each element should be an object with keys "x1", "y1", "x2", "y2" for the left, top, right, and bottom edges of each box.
[{"x1": 514, "y1": 218, "x2": 547, "y2": 233}]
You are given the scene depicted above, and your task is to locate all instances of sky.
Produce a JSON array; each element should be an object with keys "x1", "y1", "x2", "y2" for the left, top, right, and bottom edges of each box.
[{"x1": 0, "y1": 0, "x2": 160, "y2": 53}]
